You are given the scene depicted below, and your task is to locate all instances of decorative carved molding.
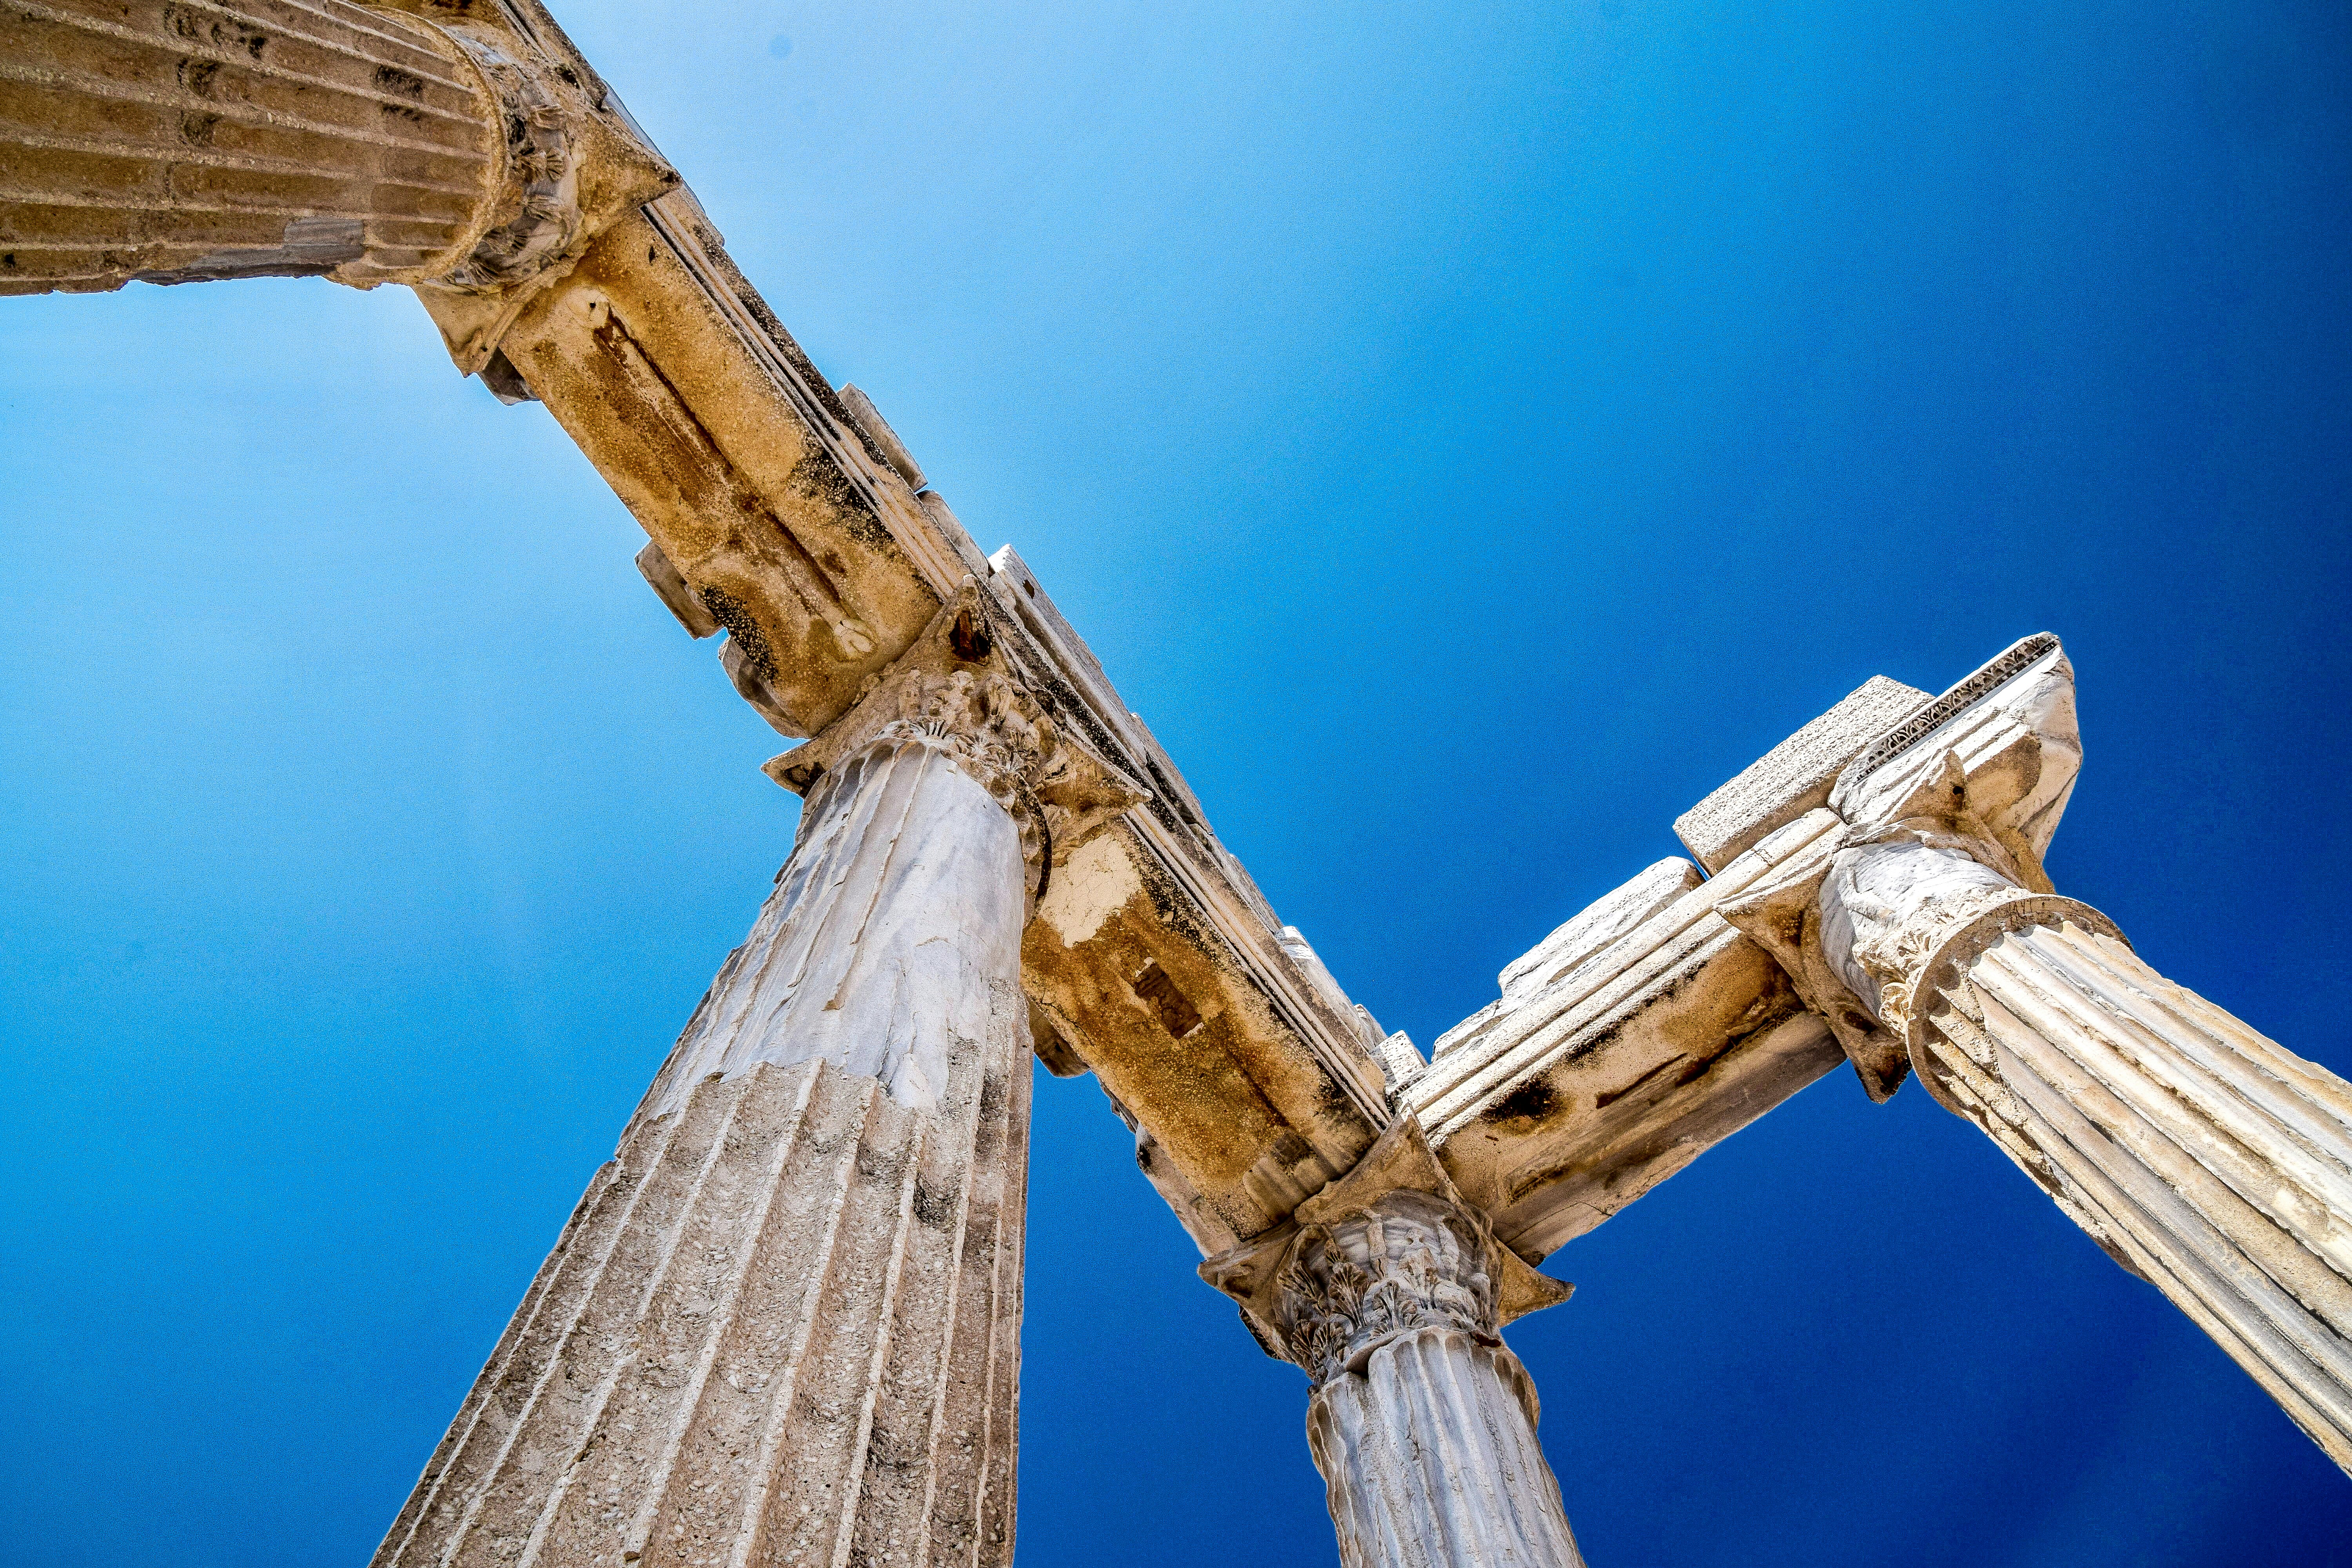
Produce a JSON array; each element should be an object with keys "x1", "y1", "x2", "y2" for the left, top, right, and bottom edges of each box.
[
  {"x1": 1275, "y1": 1190, "x2": 1499, "y2": 1387},
  {"x1": 1721, "y1": 747, "x2": 2095, "y2": 1102},
  {"x1": 429, "y1": 28, "x2": 583, "y2": 291},
  {"x1": 1203, "y1": 1115, "x2": 1571, "y2": 1379},
  {"x1": 1838, "y1": 632, "x2": 2061, "y2": 794},
  {"x1": 388, "y1": 0, "x2": 678, "y2": 371},
  {"x1": 766, "y1": 585, "x2": 1148, "y2": 903}
]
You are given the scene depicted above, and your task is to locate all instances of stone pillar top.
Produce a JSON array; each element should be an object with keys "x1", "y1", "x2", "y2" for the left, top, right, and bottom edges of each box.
[
  {"x1": 764, "y1": 583, "x2": 1149, "y2": 907},
  {"x1": 1717, "y1": 634, "x2": 2108, "y2": 1101},
  {"x1": 1201, "y1": 1115, "x2": 1573, "y2": 1372}
]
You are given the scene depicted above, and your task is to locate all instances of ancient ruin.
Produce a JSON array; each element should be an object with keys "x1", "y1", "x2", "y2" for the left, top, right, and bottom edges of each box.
[{"x1": 5, "y1": 2, "x2": 2348, "y2": 1563}]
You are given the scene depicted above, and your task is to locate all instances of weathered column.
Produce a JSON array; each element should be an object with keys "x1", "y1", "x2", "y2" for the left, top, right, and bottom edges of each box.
[
  {"x1": 374, "y1": 594, "x2": 1140, "y2": 1568},
  {"x1": 1726, "y1": 640, "x2": 2352, "y2": 1472},
  {"x1": 1206, "y1": 1121, "x2": 1585, "y2": 1568},
  {"x1": 1, "y1": 0, "x2": 671, "y2": 296}
]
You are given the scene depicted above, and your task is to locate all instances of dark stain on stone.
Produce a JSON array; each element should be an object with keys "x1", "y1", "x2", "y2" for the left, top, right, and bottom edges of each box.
[
  {"x1": 165, "y1": 5, "x2": 267, "y2": 59},
  {"x1": 1594, "y1": 1056, "x2": 1692, "y2": 1111},
  {"x1": 949, "y1": 604, "x2": 992, "y2": 662},
  {"x1": 1486, "y1": 1077, "x2": 1557, "y2": 1125},
  {"x1": 374, "y1": 64, "x2": 428, "y2": 122},
  {"x1": 698, "y1": 583, "x2": 776, "y2": 681},
  {"x1": 913, "y1": 1176, "x2": 958, "y2": 1230}
]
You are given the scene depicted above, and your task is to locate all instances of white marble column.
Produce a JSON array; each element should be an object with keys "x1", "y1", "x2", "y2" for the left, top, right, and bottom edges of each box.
[
  {"x1": 374, "y1": 646, "x2": 1131, "y2": 1568},
  {"x1": 1804, "y1": 754, "x2": 2352, "y2": 1471},
  {"x1": 1206, "y1": 1122, "x2": 1584, "y2": 1568}
]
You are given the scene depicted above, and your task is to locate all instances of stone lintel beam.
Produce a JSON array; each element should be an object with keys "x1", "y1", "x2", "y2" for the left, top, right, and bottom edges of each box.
[
  {"x1": 1407, "y1": 643, "x2": 2085, "y2": 1262},
  {"x1": 1408, "y1": 822, "x2": 1846, "y2": 1261},
  {"x1": 3, "y1": 0, "x2": 1406, "y2": 1258}
]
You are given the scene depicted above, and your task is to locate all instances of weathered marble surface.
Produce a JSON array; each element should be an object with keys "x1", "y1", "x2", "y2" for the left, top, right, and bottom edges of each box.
[
  {"x1": 1672, "y1": 675, "x2": 1926, "y2": 874},
  {"x1": 1727, "y1": 635, "x2": 2352, "y2": 1471},
  {"x1": 374, "y1": 1055, "x2": 1029, "y2": 1568},
  {"x1": 1410, "y1": 827, "x2": 1844, "y2": 1261},
  {"x1": 374, "y1": 635, "x2": 1067, "y2": 1567},
  {"x1": 1205, "y1": 1122, "x2": 1583, "y2": 1568}
]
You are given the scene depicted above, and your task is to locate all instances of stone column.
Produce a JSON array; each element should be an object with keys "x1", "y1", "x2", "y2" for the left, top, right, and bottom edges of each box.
[
  {"x1": 374, "y1": 599, "x2": 1140, "y2": 1568},
  {"x1": 2, "y1": 0, "x2": 671, "y2": 296},
  {"x1": 1206, "y1": 1121, "x2": 1585, "y2": 1568},
  {"x1": 1736, "y1": 740, "x2": 2352, "y2": 1472}
]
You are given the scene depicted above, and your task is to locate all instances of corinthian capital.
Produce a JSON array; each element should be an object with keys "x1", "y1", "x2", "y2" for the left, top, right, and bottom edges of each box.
[
  {"x1": 1719, "y1": 635, "x2": 2123, "y2": 1100},
  {"x1": 1201, "y1": 1115, "x2": 1571, "y2": 1381},
  {"x1": 766, "y1": 584, "x2": 1148, "y2": 900},
  {"x1": 1275, "y1": 1190, "x2": 1501, "y2": 1387}
]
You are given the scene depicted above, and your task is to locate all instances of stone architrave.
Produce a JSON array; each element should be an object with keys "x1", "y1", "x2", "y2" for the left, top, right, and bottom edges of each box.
[
  {"x1": 373, "y1": 591, "x2": 1142, "y2": 1567},
  {"x1": 7, "y1": 0, "x2": 1418, "y2": 1288},
  {"x1": 1720, "y1": 637, "x2": 2352, "y2": 1472},
  {"x1": 1204, "y1": 1120, "x2": 1585, "y2": 1568}
]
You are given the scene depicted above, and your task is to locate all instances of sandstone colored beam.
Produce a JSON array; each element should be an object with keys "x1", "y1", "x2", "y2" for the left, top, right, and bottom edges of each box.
[
  {"x1": 13, "y1": 0, "x2": 1400, "y2": 1249},
  {"x1": 1414, "y1": 641, "x2": 2079, "y2": 1262}
]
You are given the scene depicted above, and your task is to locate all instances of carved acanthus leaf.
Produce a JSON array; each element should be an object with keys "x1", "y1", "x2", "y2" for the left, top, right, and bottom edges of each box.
[
  {"x1": 1271, "y1": 1191, "x2": 1499, "y2": 1387},
  {"x1": 764, "y1": 584, "x2": 1149, "y2": 898}
]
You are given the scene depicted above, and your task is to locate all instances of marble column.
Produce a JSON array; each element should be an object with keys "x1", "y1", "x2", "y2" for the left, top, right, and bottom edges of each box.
[
  {"x1": 374, "y1": 633, "x2": 1134, "y2": 1568},
  {"x1": 1206, "y1": 1121, "x2": 1585, "y2": 1568},
  {"x1": 1, "y1": 0, "x2": 670, "y2": 296},
  {"x1": 1764, "y1": 747, "x2": 2352, "y2": 1471}
]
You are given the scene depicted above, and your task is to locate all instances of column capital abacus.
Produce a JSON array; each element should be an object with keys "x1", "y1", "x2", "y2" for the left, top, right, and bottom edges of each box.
[
  {"x1": 766, "y1": 584, "x2": 1149, "y2": 906},
  {"x1": 1201, "y1": 1115, "x2": 1571, "y2": 1377}
]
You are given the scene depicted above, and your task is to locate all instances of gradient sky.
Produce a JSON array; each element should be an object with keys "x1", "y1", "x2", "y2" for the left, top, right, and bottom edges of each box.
[{"x1": 3, "y1": 0, "x2": 2349, "y2": 1563}]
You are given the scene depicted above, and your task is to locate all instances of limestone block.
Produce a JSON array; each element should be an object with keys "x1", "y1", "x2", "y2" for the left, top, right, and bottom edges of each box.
[
  {"x1": 1673, "y1": 675, "x2": 1926, "y2": 874},
  {"x1": 840, "y1": 383, "x2": 925, "y2": 490},
  {"x1": 1413, "y1": 815, "x2": 1851, "y2": 1260}
]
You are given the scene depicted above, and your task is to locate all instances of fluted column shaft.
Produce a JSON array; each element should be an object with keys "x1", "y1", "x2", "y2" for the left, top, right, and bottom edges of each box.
[
  {"x1": 374, "y1": 704, "x2": 1041, "y2": 1567},
  {"x1": 1822, "y1": 833, "x2": 2352, "y2": 1470},
  {"x1": 2, "y1": 0, "x2": 667, "y2": 296},
  {"x1": 1270, "y1": 1189, "x2": 1586, "y2": 1568},
  {"x1": 1309, "y1": 1330, "x2": 1582, "y2": 1568}
]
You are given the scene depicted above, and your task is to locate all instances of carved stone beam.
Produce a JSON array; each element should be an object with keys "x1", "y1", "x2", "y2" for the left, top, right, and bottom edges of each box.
[
  {"x1": 1719, "y1": 636, "x2": 2352, "y2": 1472},
  {"x1": 375, "y1": 587, "x2": 1148, "y2": 1568},
  {"x1": 1203, "y1": 1116, "x2": 1586, "y2": 1568},
  {"x1": 4, "y1": 0, "x2": 1414, "y2": 1285},
  {"x1": 1, "y1": 0, "x2": 673, "y2": 299},
  {"x1": 967, "y1": 544, "x2": 1398, "y2": 1253},
  {"x1": 1406, "y1": 675, "x2": 1937, "y2": 1261}
]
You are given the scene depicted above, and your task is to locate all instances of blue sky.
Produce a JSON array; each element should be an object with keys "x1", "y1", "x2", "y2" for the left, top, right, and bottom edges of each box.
[{"x1": 2, "y1": 0, "x2": 2348, "y2": 1562}]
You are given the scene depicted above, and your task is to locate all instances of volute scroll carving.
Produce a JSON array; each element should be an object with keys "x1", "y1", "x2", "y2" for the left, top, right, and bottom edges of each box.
[
  {"x1": 1274, "y1": 1190, "x2": 1501, "y2": 1388},
  {"x1": 766, "y1": 585, "x2": 1149, "y2": 908}
]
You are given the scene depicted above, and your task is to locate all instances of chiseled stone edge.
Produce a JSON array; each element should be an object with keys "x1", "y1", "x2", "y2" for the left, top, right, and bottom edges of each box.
[{"x1": 1839, "y1": 632, "x2": 2061, "y2": 795}]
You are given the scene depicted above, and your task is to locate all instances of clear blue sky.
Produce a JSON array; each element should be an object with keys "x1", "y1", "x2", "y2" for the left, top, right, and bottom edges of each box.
[{"x1": 3, "y1": 0, "x2": 2348, "y2": 1562}]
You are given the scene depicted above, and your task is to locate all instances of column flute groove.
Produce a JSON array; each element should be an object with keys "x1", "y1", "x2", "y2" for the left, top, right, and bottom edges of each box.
[
  {"x1": 1717, "y1": 672, "x2": 2352, "y2": 1470},
  {"x1": 377, "y1": 597, "x2": 1145, "y2": 1568}
]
